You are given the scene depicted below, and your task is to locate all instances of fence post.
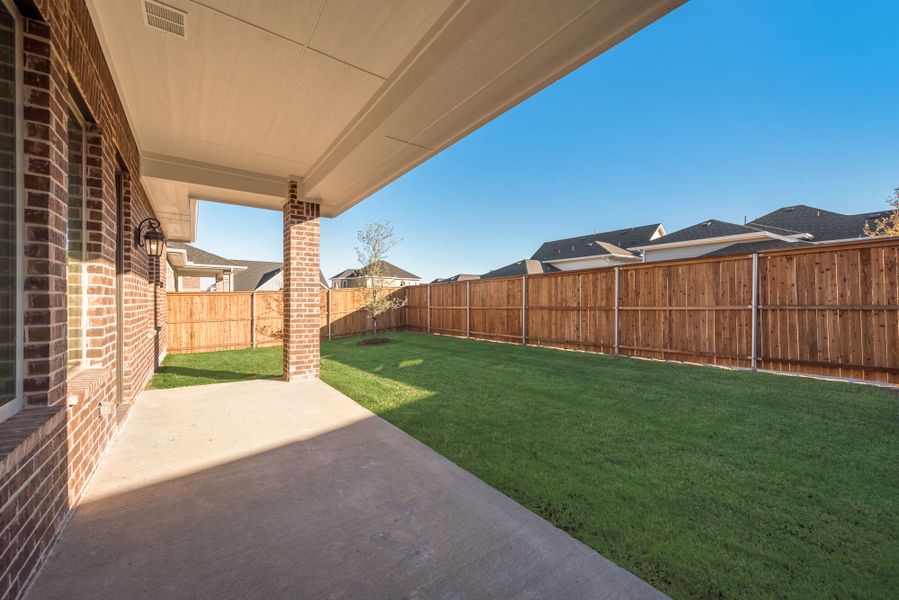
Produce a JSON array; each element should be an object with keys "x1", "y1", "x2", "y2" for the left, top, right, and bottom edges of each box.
[
  {"x1": 466, "y1": 280, "x2": 471, "y2": 338},
  {"x1": 614, "y1": 267, "x2": 620, "y2": 355},
  {"x1": 327, "y1": 288, "x2": 332, "y2": 340},
  {"x1": 251, "y1": 292, "x2": 257, "y2": 349},
  {"x1": 427, "y1": 285, "x2": 431, "y2": 334},
  {"x1": 577, "y1": 272, "x2": 583, "y2": 347},
  {"x1": 751, "y1": 253, "x2": 759, "y2": 371},
  {"x1": 521, "y1": 275, "x2": 527, "y2": 345}
]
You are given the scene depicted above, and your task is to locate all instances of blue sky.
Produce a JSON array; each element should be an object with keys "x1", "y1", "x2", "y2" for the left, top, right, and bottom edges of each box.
[{"x1": 193, "y1": 0, "x2": 899, "y2": 282}]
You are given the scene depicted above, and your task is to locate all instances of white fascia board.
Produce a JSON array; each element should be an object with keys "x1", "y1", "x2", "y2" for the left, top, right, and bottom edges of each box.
[
  {"x1": 545, "y1": 254, "x2": 642, "y2": 265},
  {"x1": 180, "y1": 262, "x2": 249, "y2": 271},
  {"x1": 630, "y1": 231, "x2": 792, "y2": 252}
]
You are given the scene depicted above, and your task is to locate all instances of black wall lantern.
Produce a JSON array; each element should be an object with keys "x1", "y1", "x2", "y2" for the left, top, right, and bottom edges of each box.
[{"x1": 136, "y1": 218, "x2": 166, "y2": 257}]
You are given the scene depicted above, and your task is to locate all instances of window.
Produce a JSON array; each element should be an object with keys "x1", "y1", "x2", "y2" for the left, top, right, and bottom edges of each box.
[
  {"x1": 66, "y1": 105, "x2": 87, "y2": 370},
  {"x1": 0, "y1": 0, "x2": 21, "y2": 420}
]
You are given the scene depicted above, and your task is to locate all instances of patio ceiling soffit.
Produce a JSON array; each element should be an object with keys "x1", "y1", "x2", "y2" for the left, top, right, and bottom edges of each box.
[{"x1": 86, "y1": 0, "x2": 686, "y2": 242}]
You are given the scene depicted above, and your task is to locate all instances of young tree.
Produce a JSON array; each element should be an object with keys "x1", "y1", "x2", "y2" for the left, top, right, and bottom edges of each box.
[
  {"x1": 865, "y1": 186, "x2": 899, "y2": 238},
  {"x1": 355, "y1": 222, "x2": 407, "y2": 337}
]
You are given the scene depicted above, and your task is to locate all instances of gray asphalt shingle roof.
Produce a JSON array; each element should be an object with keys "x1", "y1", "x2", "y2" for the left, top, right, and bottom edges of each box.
[
  {"x1": 531, "y1": 223, "x2": 662, "y2": 261},
  {"x1": 167, "y1": 242, "x2": 235, "y2": 266},
  {"x1": 640, "y1": 219, "x2": 760, "y2": 247},
  {"x1": 229, "y1": 260, "x2": 282, "y2": 292},
  {"x1": 481, "y1": 259, "x2": 560, "y2": 279},
  {"x1": 431, "y1": 274, "x2": 481, "y2": 284},
  {"x1": 748, "y1": 204, "x2": 890, "y2": 241},
  {"x1": 331, "y1": 261, "x2": 419, "y2": 281}
]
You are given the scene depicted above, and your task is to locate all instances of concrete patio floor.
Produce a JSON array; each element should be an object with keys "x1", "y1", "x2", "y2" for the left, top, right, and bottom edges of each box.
[{"x1": 25, "y1": 378, "x2": 665, "y2": 600}]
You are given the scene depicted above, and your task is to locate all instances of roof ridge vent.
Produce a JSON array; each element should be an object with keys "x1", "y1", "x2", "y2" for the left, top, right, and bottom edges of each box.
[{"x1": 143, "y1": 0, "x2": 186, "y2": 38}]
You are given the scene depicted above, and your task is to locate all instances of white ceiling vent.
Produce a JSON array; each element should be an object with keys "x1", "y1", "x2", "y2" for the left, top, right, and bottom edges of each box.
[{"x1": 143, "y1": 1, "x2": 186, "y2": 38}]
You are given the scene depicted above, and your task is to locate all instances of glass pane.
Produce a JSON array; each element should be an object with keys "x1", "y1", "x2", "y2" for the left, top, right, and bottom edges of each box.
[
  {"x1": 0, "y1": 4, "x2": 16, "y2": 405},
  {"x1": 66, "y1": 109, "x2": 84, "y2": 369}
]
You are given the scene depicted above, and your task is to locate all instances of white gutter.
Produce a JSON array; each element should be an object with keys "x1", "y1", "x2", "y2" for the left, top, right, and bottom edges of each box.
[
  {"x1": 630, "y1": 230, "x2": 801, "y2": 253},
  {"x1": 544, "y1": 254, "x2": 643, "y2": 265}
]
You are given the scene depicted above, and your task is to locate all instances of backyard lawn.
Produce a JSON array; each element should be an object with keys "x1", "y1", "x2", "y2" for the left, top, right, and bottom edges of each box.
[
  {"x1": 149, "y1": 346, "x2": 282, "y2": 389},
  {"x1": 320, "y1": 332, "x2": 898, "y2": 600},
  {"x1": 147, "y1": 334, "x2": 899, "y2": 598}
]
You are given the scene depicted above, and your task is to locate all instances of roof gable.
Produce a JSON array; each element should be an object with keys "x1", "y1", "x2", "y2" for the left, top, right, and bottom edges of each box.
[
  {"x1": 481, "y1": 259, "x2": 559, "y2": 279},
  {"x1": 641, "y1": 219, "x2": 760, "y2": 247},
  {"x1": 331, "y1": 260, "x2": 420, "y2": 280},
  {"x1": 167, "y1": 242, "x2": 235, "y2": 266},
  {"x1": 229, "y1": 260, "x2": 282, "y2": 292}
]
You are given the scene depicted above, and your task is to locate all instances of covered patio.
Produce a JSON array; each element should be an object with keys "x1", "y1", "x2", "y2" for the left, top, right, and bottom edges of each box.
[
  {"x1": 24, "y1": 378, "x2": 664, "y2": 600},
  {"x1": 0, "y1": 0, "x2": 687, "y2": 598},
  {"x1": 87, "y1": 0, "x2": 686, "y2": 380}
]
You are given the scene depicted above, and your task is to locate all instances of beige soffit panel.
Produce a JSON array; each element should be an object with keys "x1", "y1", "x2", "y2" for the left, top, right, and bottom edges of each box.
[
  {"x1": 304, "y1": 0, "x2": 687, "y2": 216},
  {"x1": 87, "y1": 0, "x2": 685, "y2": 234}
]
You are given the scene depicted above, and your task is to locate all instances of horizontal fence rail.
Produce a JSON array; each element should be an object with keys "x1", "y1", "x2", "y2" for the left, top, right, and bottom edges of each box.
[
  {"x1": 167, "y1": 239, "x2": 898, "y2": 384},
  {"x1": 166, "y1": 288, "x2": 407, "y2": 354}
]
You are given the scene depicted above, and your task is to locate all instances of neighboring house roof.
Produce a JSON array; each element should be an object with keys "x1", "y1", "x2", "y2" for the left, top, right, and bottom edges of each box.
[
  {"x1": 431, "y1": 274, "x2": 481, "y2": 284},
  {"x1": 640, "y1": 219, "x2": 762, "y2": 247},
  {"x1": 230, "y1": 260, "x2": 283, "y2": 292},
  {"x1": 531, "y1": 223, "x2": 663, "y2": 261},
  {"x1": 702, "y1": 239, "x2": 814, "y2": 258},
  {"x1": 331, "y1": 260, "x2": 420, "y2": 280},
  {"x1": 166, "y1": 242, "x2": 234, "y2": 266},
  {"x1": 229, "y1": 260, "x2": 330, "y2": 291},
  {"x1": 748, "y1": 204, "x2": 890, "y2": 242},
  {"x1": 481, "y1": 259, "x2": 559, "y2": 279}
]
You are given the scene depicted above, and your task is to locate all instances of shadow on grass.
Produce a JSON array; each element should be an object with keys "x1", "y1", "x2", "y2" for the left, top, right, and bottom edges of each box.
[{"x1": 154, "y1": 366, "x2": 281, "y2": 381}]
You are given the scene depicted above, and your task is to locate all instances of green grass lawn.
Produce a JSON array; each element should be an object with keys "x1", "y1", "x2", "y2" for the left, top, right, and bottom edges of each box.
[
  {"x1": 319, "y1": 332, "x2": 899, "y2": 599},
  {"x1": 149, "y1": 346, "x2": 282, "y2": 389}
]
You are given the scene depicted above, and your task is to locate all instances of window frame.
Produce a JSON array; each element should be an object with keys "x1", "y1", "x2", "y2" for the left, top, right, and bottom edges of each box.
[
  {"x1": 0, "y1": 0, "x2": 24, "y2": 422},
  {"x1": 65, "y1": 97, "x2": 90, "y2": 372}
]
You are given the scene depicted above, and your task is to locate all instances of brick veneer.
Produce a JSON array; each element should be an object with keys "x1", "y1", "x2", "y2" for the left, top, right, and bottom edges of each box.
[
  {"x1": 0, "y1": 406, "x2": 66, "y2": 600},
  {"x1": 283, "y1": 182, "x2": 320, "y2": 381},
  {"x1": 1, "y1": 1, "x2": 168, "y2": 598}
]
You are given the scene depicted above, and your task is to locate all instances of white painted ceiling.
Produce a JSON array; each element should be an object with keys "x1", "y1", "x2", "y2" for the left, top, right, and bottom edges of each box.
[{"x1": 86, "y1": 0, "x2": 685, "y2": 240}]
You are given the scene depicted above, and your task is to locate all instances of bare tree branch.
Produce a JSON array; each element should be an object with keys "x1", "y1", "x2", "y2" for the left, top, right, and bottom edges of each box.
[
  {"x1": 354, "y1": 222, "x2": 408, "y2": 336},
  {"x1": 865, "y1": 186, "x2": 899, "y2": 238}
]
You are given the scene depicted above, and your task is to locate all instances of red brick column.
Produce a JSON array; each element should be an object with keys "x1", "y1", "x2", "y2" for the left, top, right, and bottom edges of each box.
[{"x1": 282, "y1": 181, "x2": 320, "y2": 381}]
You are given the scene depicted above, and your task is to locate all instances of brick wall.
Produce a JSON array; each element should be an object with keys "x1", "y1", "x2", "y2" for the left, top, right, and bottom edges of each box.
[
  {"x1": 0, "y1": 406, "x2": 66, "y2": 600},
  {"x1": 283, "y1": 183, "x2": 320, "y2": 381},
  {"x1": 0, "y1": 1, "x2": 167, "y2": 598},
  {"x1": 178, "y1": 275, "x2": 200, "y2": 291}
]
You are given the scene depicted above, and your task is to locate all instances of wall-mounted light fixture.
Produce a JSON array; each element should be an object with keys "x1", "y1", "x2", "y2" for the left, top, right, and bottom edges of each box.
[{"x1": 135, "y1": 218, "x2": 166, "y2": 257}]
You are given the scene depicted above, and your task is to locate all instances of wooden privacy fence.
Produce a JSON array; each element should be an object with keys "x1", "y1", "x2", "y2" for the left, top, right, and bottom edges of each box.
[
  {"x1": 166, "y1": 288, "x2": 406, "y2": 354},
  {"x1": 407, "y1": 238, "x2": 899, "y2": 384},
  {"x1": 166, "y1": 239, "x2": 898, "y2": 384}
]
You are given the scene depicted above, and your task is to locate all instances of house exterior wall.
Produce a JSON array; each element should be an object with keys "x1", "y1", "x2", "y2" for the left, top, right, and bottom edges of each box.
[
  {"x1": 256, "y1": 271, "x2": 282, "y2": 292},
  {"x1": 165, "y1": 260, "x2": 175, "y2": 291},
  {"x1": 1, "y1": 2, "x2": 167, "y2": 598},
  {"x1": 179, "y1": 275, "x2": 201, "y2": 290}
]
